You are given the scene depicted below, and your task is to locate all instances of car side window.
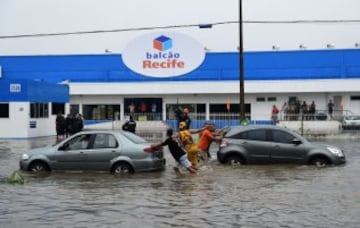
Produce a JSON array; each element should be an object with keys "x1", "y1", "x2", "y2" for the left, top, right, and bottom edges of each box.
[
  {"x1": 93, "y1": 134, "x2": 118, "y2": 149},
  {"x1": 235, "y1": 129, "x2": 267, "y2": 141},
  {"x1": 66, "y1": 134, "x2": 92, "y2": 150},
  {"x1": 247, "y1": 130, "x2": 267, "y2": 141},
  {"x1": 271, "y1": 130, "x2": 295, "y2": 144}
]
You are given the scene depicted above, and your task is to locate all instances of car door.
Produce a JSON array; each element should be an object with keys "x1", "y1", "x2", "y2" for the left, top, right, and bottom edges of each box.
[
  {"x1": 237, "y1": 129, "x2": 271, "y2": 164},
  {"x1": 269, "y1": 129, "x2": 307, "y2": 163},
  {"x1": 51, "y1": 134, "x2": 91, "y2": 171},
  {"x1": 83, "y1": 133, "x2": 120, "y2": 171}
]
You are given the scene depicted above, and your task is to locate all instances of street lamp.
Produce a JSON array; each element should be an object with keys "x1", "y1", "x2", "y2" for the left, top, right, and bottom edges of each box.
[{"x1": 239, "y1": 0, "x2": 246, "y2": 122}]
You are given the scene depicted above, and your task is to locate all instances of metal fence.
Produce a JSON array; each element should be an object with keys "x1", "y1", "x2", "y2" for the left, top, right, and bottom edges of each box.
[
  {"x1": 101, "y1": 109, "x2": 355, "y2": 131},
  {"x1": 279, "y1": 109, "x2": 353, "y2": 122}
]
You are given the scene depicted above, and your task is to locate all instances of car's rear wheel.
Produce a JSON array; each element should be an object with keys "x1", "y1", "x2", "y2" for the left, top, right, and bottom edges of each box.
[
  {"x1": 28, "y1": 161, "x2": 50, "y2": 173},
  {"x1": 226, "y1": 155, "x2": 245, "y2": 166},
  {"x1": 111, "y1": 162, "x2": 134, "y2": 174},
  {"x1": 309, "y1": 157, "x2": 330, "y2": 168}
]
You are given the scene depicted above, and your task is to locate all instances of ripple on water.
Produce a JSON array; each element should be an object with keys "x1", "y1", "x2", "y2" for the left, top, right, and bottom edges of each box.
[{"x1": 0, "y1": 137, "x2": 360, "y2": 227}]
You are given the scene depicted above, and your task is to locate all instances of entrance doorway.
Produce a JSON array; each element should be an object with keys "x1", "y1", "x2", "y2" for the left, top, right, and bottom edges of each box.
[{"x1": 124, "y1": 98, "x2": 163, "y2": 121}]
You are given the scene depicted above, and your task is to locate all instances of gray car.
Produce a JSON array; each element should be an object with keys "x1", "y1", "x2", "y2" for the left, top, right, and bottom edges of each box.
[
  {"x1": 19, "y1": 130, "x2": 165, "y2": 173},
  {"x1": 342, "y1": 115, "x2": 360, "y2": 129},
  {"x1": 217, "y1": 125, "x2": 346, "y2": 167}
]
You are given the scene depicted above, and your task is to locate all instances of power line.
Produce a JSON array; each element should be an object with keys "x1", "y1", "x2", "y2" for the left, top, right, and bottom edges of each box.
[
  {"x1": 247, "y1": 19, "x2": 360, "y2": 24},
  {"x1": 1, "y1": 19, "x2": 360, "y2": 39}
]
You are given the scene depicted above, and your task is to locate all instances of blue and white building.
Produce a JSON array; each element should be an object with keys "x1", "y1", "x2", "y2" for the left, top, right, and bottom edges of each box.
[
  {"x1": 0, "y1": 79, "x2": 69, "y2": 138},
  {"x1": 0, "y1": 0, "x2": 359, "y2": 138}
]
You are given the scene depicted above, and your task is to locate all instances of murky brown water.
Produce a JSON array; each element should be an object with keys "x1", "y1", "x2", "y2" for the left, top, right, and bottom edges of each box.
[{"x1": 1, "y1": 133, "x2": 360, "y2": 228}]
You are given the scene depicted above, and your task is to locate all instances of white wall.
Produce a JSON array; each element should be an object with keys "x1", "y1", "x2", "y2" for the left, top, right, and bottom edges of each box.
[
  {"x1": 28, "y1": 117, "x2": 57, "y2": 138},
  {"x1": 0, "y1": 102, "x2": 28, "y2": 138},
  {"x1": 0, "y1": 102, "x2": 61, "y2": 138}
]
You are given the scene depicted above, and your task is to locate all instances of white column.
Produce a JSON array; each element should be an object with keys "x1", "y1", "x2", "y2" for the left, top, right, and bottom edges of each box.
[{"x1": 206, "y1": 102, "x2": 210, "y2": 120}]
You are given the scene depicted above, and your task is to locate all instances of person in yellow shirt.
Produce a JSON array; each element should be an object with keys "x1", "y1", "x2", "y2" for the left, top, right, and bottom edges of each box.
[{"x1": 178, "y1": 121, "x2": 204, "y2": 167}]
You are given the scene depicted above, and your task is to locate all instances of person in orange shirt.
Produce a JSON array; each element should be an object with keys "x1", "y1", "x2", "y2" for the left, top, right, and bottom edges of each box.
[{"x1": 197, "y1": 122, "x2": 223, "y2": 165}]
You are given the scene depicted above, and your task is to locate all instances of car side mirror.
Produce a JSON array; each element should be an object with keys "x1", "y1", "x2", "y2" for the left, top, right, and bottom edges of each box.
[
  {"x1": 58, "y1": 145, "x2": 68, "y2": 151},
  {"x1": 292, "y1": 138, "x2": 302, "y2": 145}
]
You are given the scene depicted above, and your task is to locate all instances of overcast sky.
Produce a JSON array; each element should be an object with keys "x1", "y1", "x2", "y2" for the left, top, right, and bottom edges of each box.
[{"x1": 1, "y1": 0, "x2": 359, "y2": 55}]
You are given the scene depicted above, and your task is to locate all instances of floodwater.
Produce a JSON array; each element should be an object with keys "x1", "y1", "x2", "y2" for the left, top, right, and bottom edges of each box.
[{"x1": 1, "y1": 132, "x2": 360, "y2": 228}]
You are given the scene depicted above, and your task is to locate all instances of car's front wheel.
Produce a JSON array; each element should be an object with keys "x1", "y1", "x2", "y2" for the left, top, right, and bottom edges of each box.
[
  {"x1": 309, "y1": 157, "x2": 330, "y2": 168},
  {"x1": 225, "y1": 155, "x2": 245, "y2": 166},
  {"x1": 28, "y1": 161, "x2": 50, "y2": 173},
  {"x1": 111, "y1": 162, "x2": 134, "y2": 174}
]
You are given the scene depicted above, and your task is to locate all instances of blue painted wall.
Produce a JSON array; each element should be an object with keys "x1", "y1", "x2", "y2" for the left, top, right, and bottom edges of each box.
[
  {"x1": 0, "y1": 49, "x2": 359, "y2": 84},
  {"x1": 0, "y1": 79, "x2": 69, "y2": 102}
]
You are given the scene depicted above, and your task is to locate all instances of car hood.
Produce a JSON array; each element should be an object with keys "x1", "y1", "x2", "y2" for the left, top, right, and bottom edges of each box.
[
  {"x1": 27, "y1": 146, "x2": 53, "y2": 155},
  {"x1": 311, "y1": 142, "x2": 339, "y2": 150}
]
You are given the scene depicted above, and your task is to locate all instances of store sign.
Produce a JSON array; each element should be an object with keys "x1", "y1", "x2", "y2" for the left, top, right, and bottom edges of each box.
[
  {"x1": 122, "y1": 32, "x2": 205, "y2": 77},
  {"x1": 10, "y1": 83, "x2": 21, "y2": 93}
]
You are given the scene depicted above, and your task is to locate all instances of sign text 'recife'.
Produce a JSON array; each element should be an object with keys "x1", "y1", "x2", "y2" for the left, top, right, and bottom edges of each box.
[{"x1": 122, "y1": 33, "x2": 205, "y2": 78}]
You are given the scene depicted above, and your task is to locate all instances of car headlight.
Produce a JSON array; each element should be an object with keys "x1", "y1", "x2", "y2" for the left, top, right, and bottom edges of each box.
[
  {"x1": 327, "y1": 146, "x2": 344, "y2": 157},
  {"x1": 21, "y1": 154, "x2": 29, "y2": 160}
]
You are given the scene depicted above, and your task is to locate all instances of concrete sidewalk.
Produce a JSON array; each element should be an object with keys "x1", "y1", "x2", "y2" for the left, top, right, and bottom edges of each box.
[{"x1": 278, "y1": 120, "x2": 342, "y2": 136}]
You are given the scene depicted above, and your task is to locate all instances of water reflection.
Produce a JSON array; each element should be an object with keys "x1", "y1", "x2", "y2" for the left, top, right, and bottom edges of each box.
[{"x1": 0, "y1": 135, "x2": 360, "y2": 227}]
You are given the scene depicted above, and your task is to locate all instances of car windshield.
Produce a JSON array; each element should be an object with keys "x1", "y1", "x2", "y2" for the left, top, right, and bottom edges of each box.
[
  {"x1": 121, "y1": 131, "x2": 148, "y2": 144},
  {"x1": 224, "y1": 126, "x2": 248, "y2": 137},
  {"x1": 224, "y1": 126, "x2": 308, "y2": 143},
  {"x1": 345, "y1": 116, "x2": 360, "y2": 120}
]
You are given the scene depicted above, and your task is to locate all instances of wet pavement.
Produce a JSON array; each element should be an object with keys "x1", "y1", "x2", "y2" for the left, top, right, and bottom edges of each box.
[{"x1": 1, "y1": 132, "x2": 360, "y2": 228}]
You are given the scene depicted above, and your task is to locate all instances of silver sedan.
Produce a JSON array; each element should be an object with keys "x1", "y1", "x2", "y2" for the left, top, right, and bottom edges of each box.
[
  {"x1": 19, "y1": 130, "x2": 165, "y2": 174},
  {"x1": 217, "y1": 125, "x2": 346, "y2": 167}
]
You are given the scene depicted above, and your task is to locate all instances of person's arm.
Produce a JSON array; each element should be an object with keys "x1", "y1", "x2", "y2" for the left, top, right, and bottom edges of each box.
[
  {"x1": 151, "y1": 142, "x2": 162, "y2": 149},
  {"x1": 208, "y1": 131, "x2": 223, "y2": 143},
  {"x1": 189, "y1": 127, "x2": 206, "y2": 134},
  {"x1": 151, "y1": 139, "x2": 167, "y2": 149}
]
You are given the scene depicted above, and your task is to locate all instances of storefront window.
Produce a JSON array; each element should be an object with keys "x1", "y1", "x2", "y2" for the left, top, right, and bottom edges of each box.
[
  {"x1": 124, "y1": 98, "x2": 162, "y2": 121},
  {"x1": 70, "y1": 104, "x2": 79, "y2": 115},
  {"x1": 0, "y1": 103, "x2": 9, "y2": 118},
  {"x1": 82, "y1": 104, "x2": 120, "y2": 120},
  {"x1": 210, "y1": 103, "x2": 251, "y2": 120},
  {"x1": 30, "y1": 103, "x2": 49, "y2": 118},
  {"x1": 52, "y1": 102, "x2": 65, "y2": 115},
  {"x1": 166, "y1": 103, "x2": 205, "y2": 120}
]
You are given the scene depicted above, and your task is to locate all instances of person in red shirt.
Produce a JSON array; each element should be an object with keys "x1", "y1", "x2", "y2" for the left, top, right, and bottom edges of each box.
[
  {"x1": 139, "y1": 102, "x2": 147, "y2": 113},
  {"x1": 271, "y1": 105, "x2": 279, "y2": 125},
  {"x1": 197, "y1": 122, "x2": 223, "y2": 165}
]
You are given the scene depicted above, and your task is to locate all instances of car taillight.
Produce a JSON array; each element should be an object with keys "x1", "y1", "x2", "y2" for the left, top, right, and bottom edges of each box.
[
  {"x1": 144, "y1": 147, "x2": 156, "y2": 153},
  {"x1": 220, "y1": 139, "x2": 229, "y2": 148}
]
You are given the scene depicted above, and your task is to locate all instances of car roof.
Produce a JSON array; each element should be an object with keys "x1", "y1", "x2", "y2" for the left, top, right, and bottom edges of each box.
[
  {"x1": 225, "y1": 125, "x2": 298, "y2": 136},
  {"x1": 70, "y1": 130, "x2": 149, "y2": 144},
  {"x1": 345, "y1": 115, "x2": 360, "y2": 119},
  {"x1": 230, "y1": 125, "x2": 287, "y2": 131},
  {"x1": 73, "y1": 130, "x2": 123, "y2": 135}
]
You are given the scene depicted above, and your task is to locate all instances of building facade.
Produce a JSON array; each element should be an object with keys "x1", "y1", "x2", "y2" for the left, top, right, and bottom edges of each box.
[{"x1": 0, "y1": 49, "x2": 359, "y2": 134}]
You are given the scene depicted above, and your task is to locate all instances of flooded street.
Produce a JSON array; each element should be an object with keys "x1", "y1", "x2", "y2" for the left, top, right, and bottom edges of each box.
[{"x1": 1, "y1": 133, "x2": 360, "y2": 227}]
